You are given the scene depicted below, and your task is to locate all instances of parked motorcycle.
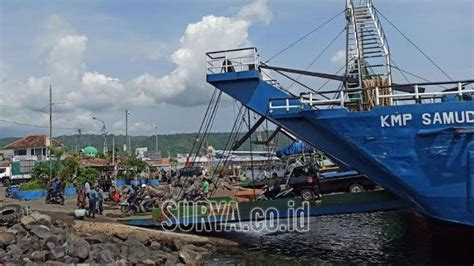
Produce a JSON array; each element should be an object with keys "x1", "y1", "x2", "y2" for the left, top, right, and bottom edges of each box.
[
  {"x1": 256, "y1": 185, "x2": 295, "y2": 201},
  {"x1": 120, "y1": 194, "x2": 139, "y2": 214},
  {"x1": 46, "y1": 190, "x2": 65, "y2": 205}
]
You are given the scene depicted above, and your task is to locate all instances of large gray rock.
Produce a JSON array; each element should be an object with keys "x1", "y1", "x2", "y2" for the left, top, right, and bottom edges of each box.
[
  {"x1": 63, "y1": 255, "x2": 80, "y2": 264},
  {"x1": 0, "y1": 250, "x2": 5, "y2": 263},
  {"x1": 179, "y1": 248, "x2": 203, "y2": 266},
  {"x1": 153, "y1": 250, "x2": 179, "y2": 266},
  {"x1": 6, "y1": 243, "x2": 23, "y2": 261},
  {"x1": 149, "y1": 241, "x2": 161, "y2": 250},
  {"x1": 117, "y1": 258, "x2": 129, "y2": 266},
  {"x1": 66, "y1": 238, "x2": 90, "y2": 259},
  {"x1": 45, "y1": 234, "x2": 63, "y2": 245},
  {"x1": 30, "y1": 225, "x2": 52, "y2": 239},
  {"x1": 104, "y1": 243, "x2": 120, "y2": 255},
  {"x1": 119, "y1": 245, "x2": 129, "y2": 258},
  {"x1": 20, "y1": 212, "x2": 51, "y2": 229},
  {"x1": 128, "y1": 234, "x2": 150, "y2": 245},
  {"x1": 0, "y1": 232, "x2": 15, "y2": 247},
  {"x1": 44, "y1": 260, "x2": 65, "y2": 266},
  {"x1": 30, "y1": 250, "x2": 49, "y2": 262},
  {"x1": 142, "y1": 259, "x2": 157, "y2": 265},
  {"x1": 30, "y1": 212, "x2": 51, "y2": 224},
  {"x1": 49, "y1": 246, "x2": 65, "y2": 259},
  {"x1": 126, "y1": 238, "x2": 150, "y2": 262},
  {"x1": 46, "y1": 241, "x2": 55, "y2": 250},
  {"x1": 99, "y1": 249, "x2": 115, "y2": 263},
  {"x1": 7, "y1": 223, "x2": 26, "y2": 235}
]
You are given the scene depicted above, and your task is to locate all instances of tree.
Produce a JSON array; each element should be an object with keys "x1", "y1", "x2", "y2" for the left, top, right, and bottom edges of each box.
[
  {"x1": 122, "y1": 157, "x2": 148, "y2": 174},
  {"x1": 49, "y1": 146, "x2": 67, "y2": 160},
  {"x1": 59, "y1": 154, "x2": 81, "y2": 184},
  {"x1": 32, "y1": 161, "x2": 49, "y2": 179},
  {"x1": 76, "y1": 167, "x2": 99, "y2": 187}
]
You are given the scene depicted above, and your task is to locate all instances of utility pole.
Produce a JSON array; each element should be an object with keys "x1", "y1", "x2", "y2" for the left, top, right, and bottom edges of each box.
[
  {"x1": 77, "y1": 129, "x2": 82, "y2": 152},
  {"x1": 112, "y1": 137, "x2": 115, "y2": 165},
  {"x1": 155, "y1": 124, "x2": 158, "y2": 152},
  {"x1": 49, "y1": 85, "x2": 52, "y2": 179},
  {"x1": 125, "y1": 110, "x2": 130, "y2": 156}
]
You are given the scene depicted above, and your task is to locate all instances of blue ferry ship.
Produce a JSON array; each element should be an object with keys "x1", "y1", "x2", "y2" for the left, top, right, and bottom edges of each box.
[{"x1": 206, "y1": 0, "x2": 474, "y2": 229}]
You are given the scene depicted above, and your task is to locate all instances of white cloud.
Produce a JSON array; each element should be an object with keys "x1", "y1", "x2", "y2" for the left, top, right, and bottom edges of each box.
[
  {"x1": 0, "y1": 0, "x2": 272, "y2": 134},
  {"x1": 237, "y1": 0, "x2": 273, "y2": 25},
  {"x1": 331, "y1": 50, "x2": 346, "y2": 66},
  {"x1": 132, "y1": 14, "x2": 253, "y2": 105},
  {"x1": 36, "y1": 14, "x2": 76, "y2": 53},
  {"x1": 47, "y1": 35, "x2": 88, "y2": 87}
]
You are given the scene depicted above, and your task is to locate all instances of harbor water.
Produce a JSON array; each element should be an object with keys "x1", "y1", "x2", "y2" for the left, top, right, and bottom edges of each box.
[{"x1": 204, "y1": 210, "x2": 474, "y2": 265}]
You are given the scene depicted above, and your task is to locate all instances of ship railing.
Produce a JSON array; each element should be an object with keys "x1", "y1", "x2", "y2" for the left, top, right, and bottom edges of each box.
[
  {"x1": 268, "y1": 80, "x2": 474, "y2": 112},
  {"x1": 206, "y1": 47, "x2": 259, "y2": 74},
  {"x1": 374, "y1": 81, "x2": 474, "y2": 104}
]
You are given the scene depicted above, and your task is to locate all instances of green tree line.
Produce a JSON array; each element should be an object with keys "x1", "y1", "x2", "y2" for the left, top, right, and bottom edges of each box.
[{"x1": 1, "y1": 132, "x2": 293, "y2": 157}]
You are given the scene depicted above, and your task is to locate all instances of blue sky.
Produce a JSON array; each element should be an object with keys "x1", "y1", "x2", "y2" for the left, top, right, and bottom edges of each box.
[{"x1": 0, "y1": 0, "x2": 473, "y2": 138}]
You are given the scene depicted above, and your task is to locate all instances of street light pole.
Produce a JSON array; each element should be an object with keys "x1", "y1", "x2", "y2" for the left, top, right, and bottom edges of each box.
[
  {"x1": 125, "y1": 110, "x2": 130, "y2": 156},
  {"x1": 93, "y1": 116, "x2": 107, "y2": 154}
]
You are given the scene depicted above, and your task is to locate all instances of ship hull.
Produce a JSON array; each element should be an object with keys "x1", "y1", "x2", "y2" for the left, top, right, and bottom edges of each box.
[
  {"x1": 271, "y1": 102, "x2": 474, "y2": 226},
  {"x1": 207, "y1": 70, "x2": 474, "y2": 227}
]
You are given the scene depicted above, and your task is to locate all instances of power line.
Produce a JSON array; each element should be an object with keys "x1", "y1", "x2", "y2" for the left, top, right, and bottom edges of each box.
[
  {"x1": 264, "y1": 10, "x2": 345, "y2": 63},
  {"x1": 0, "y1": 118, "x2": 77, "y2": 130},
  {"x1": 374, "y1": 7, "x2": 453, "y2": 81},
  {"x1": 287, "y1": 26, "x2": 346, "y2": 90},
  {"x1": 389, "y1": 64, "x2": 431, "y2": 83}
]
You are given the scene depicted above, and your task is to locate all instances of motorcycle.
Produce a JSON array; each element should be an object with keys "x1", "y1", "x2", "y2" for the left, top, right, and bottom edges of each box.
[
  {"x1": 120, "y1": 194, "x2": 140, "y2": 214},
  {"x1": 256, "y1": 185, "x2": 295, "y2": 201},
  {"x1": 46, "y1": 189, "x2": 65, "y2": 205}
]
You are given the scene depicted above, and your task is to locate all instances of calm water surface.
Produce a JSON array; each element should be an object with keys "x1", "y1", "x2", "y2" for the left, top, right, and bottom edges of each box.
[{"x1": 203, "y1": 211, "x2": 474, "y2": 265}]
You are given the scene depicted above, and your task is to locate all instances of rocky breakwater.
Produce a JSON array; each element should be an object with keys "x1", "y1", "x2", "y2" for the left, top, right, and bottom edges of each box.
[{"x1": 0, "y1": 210, "x2": 236, "y2": 265}]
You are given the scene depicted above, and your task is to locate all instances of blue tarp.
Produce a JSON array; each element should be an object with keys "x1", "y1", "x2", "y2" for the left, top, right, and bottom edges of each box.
[{"x1": 276, "y1": 141, "x2": 315, "y2": 158}]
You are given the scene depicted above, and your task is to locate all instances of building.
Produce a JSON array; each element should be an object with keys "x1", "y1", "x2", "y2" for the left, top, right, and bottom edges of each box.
[
  {"x1": 176, "y1": 150, "x2": 284, "y2": 178},
  {"x1": 81, "y1": 157, "x2": 114, "y2": 174},
  {"x1": 136, "y1": 147, "x2": 161, "y2": 159},
  {"x1": 145, "y1": 157, "x2": 171, "y2": 171},
  {"x1": 3, "y1": 135, "x2": 64, "y2": 161}
]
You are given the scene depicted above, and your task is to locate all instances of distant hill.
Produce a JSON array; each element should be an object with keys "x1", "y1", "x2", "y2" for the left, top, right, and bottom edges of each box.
[{"x1": 0, "y1": 132, "x2": 293, "y2": 157}]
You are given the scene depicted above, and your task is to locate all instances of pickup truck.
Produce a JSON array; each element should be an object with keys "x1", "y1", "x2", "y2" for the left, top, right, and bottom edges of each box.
[
  {"x1": 319, "y1": 170, "x2": 377, "y2": 193},
  {"x1": 286, "y1": 163, "x2": 378, "y2": 200}
]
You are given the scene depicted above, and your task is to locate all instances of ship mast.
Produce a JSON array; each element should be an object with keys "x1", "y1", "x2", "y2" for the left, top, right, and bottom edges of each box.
[{"x1": 345, "y1": 0, "x2": 393, "y2": 108}]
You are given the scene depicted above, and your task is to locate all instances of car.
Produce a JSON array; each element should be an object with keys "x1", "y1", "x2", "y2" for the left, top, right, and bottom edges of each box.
[
  {"x1": 284, "y1": 163, "x2": 378, "y2": 201},
  {"x1": 176, "y1": 166, "x2": 206, "y2": 179}
]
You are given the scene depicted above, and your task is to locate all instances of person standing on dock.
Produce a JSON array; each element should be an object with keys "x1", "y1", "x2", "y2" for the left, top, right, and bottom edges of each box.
[
  {"x1": 84, "y1": 180, "x2": 91, "y2": 196},
  {"x1": 202, "y1": 177, "x2": 210, "y2": 198},
  {"x1": 87, "y1": 187, "x2": 98, "y2": 218},
  {"x1": 96, "y1": 186, "x2": 105, "y2": 215},
  {"x1": 270, "y1": 172, "x2": 281, "y2": 199}
]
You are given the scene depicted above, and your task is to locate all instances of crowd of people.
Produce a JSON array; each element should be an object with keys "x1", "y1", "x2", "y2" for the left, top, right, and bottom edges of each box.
[
  {"x1": 44, "y1": 170, "x2": 217, "y2": 218},
  {"x1": 75, "y1": 174, "x2": 119, "y2": 218}
]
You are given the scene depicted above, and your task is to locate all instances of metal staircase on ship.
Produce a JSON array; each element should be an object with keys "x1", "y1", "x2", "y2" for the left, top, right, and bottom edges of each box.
[{"x1": 345, "y1": 0, "x2": 392, "y2": 108}]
